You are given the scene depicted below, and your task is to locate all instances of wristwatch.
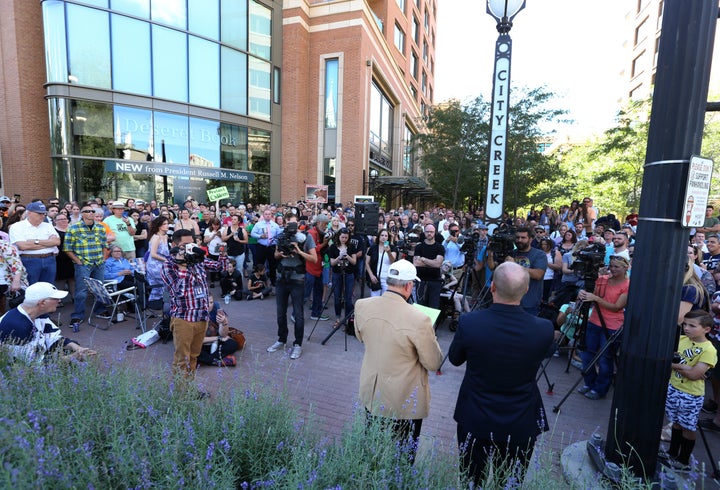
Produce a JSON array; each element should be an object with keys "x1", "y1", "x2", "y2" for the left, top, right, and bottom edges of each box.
[{"x1": 34, "y1": 239, "x2": 39, "y2": 245}]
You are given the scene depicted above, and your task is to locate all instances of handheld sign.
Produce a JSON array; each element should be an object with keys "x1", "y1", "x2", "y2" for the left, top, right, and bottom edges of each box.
[
  {"x1": 207, "y1": 186, "x2": 230, "y2": 203},
  {"x1": 682, "y1": 155, "x2": 714, "y2": 228}
]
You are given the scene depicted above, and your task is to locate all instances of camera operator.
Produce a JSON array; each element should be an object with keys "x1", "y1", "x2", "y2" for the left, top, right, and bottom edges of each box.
[
  {"x1": 413, "y1": 223, "x2": 445, "y2": 309},
  {"x1": 488, "y1": 227, "x2": 547, "y2": 315},
  {"x1": 442, "y1": 224, "x2": 466, "y2": 272},
  {"x1": 267, "y1": 212, "x2": 318, "y2": 360},
  {"x1": 161, "y1": 228, "x2": 228, "y2": 381}
]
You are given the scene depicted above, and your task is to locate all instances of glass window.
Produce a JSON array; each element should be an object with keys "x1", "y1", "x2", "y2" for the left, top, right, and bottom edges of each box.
[
  {"x1": 48, "y1": 98, "x2": 70, "y2": 156},
  {"x1": 221, "y1": 47, "x2": 247, "y2": 115},
  {"x1": 189, "y1": 36, "x2": 219, "y2": 108},
  {"x1": 112, "y1": 15, "x2": 151, "y2": 96},
  {"x1": 412, "y1": 16, "x2": 419, "y2": 45},
  {"x1": 221, "y1": 0, "x2": 247, "y2": 51},
  {"x1": 423, "y1": 40, "x2": 428, "y2": 63},
  {"x1": 396, "y1": 0, "x2": 405, "y2": 14},
  {"x1": 249, "y1": 174, "x2": 270, "y2": 203},
  {"x1": 111, "y1": 0, "x2": 149, "y2": 18},
  {"x1": 273, "y1": 67, "x2": 281, "y2": 104},
  {"x1": 152, "y1": 25, "x2": 188, "y2": 102},
  {"x1": 394, "y1": 23, "x2": 405, "y2": 53},
  {"x1": 151, "y1": 0, "x2": 187, "y2": 29},
  {"x1": 403, "y1": 124, "x2": 415, "y2": 176},
  {"x1": 411, "y1": 51, "x2": 418, "y2": 79},
  {"x1": 424, "y1": 10, "x2": 429, "y2": 29},
  {"x1": 249, "y1": 1, "x2": 271, "y2": 60},
  {"x1": 189, "y1": 117, "x2": 221, "y2": 167},
  {"x1": 369, "y1": 83, "x2": 393, "y2": 167},
  {"x1": 153, "y1": 112, "x2": 189, "y2": 164},
  {"x1": 248, "y1": 57, "x2": 271, "y2": 120},
  {"x1": 71, "y1": 100, "x2": 114, "y2": 158},
  {"x1": 188, "y1": 0, "x2": 218, "y2": 39},
  {"x1": 220, "y1": 123, "x2": 248, "y2": 170},
  {"x1": 66, "y1": 4, "x2": 111, "y2": 88},
  {"x1": 248, "y1": 129, "x2": 270, "y2": 173},
  {"x1": 114, "y1": 105, "x2": 153, "y2": 161},
  {"x1": 324, "y1": 59, "x2": 338, "y2": 129},
  {"x1": 42, "y1": 1, "x2": 68, "y2": 84}
]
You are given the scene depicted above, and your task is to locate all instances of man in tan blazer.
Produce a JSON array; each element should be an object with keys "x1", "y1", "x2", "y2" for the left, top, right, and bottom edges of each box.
[{"x1": 355, "y1": 259, "x2": 444, "y2": 463}]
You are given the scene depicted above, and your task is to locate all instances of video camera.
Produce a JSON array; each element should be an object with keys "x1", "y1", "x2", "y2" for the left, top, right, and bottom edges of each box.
[
  {"x1": 571, "y1": 241, "x2": 606, "y2": 283},
  {"x1": 397, "y1": 227, "x2": 423, "y2": 254},
  {"x1": 277, "y1": 221, "x2": 307, "y2": 256},
  {"x1": 488, "y1": 231, "x2": 515, "y2": 262},
  {"x1": 169, "y1": 243, "x2": 206, "y2": 265}
]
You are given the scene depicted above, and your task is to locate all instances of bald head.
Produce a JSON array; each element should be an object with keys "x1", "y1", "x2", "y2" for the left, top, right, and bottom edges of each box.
[{"x1": 491, "y1": 262, "x2": 529, "y2": 304}]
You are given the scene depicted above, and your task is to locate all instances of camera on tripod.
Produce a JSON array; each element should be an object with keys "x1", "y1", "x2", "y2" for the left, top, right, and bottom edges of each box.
[
  {"x1": 277, "y1": 221, "x2": 306, "y2": 255},
  {"x1": 570, "y1": 242, "x2": 606, "y2": 281},
  {"x1": 397, "y1": 227, "x2": 422, "y2": 254}
]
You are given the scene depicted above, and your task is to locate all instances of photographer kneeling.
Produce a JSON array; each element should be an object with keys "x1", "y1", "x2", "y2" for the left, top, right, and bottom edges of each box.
[
  {"x1": 161, "y1": 229, "x2": 227, "y2": 381},
  {"x1": 267, "y1": 212, "x2": 317, "y2": 360}
]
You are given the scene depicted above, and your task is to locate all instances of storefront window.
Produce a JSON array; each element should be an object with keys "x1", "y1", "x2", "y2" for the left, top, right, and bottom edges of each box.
[
  {"x1": 153, "y1": 112, "x2": 189, "y2": 164},
  {"x1": 248, "y1": 129, "x2": 270, "y2": 173},
  {"x1": 112, "y1": 15, "x2": 151, "y2": 96},
  {"x1": 220, "y1": 123, "x2": 248, "y2": 170},
  {"x1": 189, "y1": 117, "x2": 221, "y2": 167},
  {"x1": 72, "y1": 100, "x2": 114, "y2": 158},
  {"x1": 66, "y1": 4, "x2": 110, "y2": 88},
  {"x1": 114, "y1": 106, "x2": 153, "y2": 161},
  {"x1": 153, "y1": 25, "x2": 188, "y2": 102},
  {"x1": 189, "y1": 36, "x2": 220, "y2": 108}
]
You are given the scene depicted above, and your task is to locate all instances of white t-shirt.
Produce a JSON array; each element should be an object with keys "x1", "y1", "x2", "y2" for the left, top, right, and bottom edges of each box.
[{"x1": 9, "y1": 219, "x2": 59, "y2": 255}]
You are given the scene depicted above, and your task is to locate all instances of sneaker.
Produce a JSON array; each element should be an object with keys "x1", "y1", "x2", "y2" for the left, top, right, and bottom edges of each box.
[
  {"x1": 702, "y1": 400, "x2": 718, "y2": 414},
  {"x1": 585, "y1": 390, "x2": 602, "y2": 400},
  {"x1": 310, "y1": 314, "x2": 330, "y2": 321},
  {"x1": 221, "y1": 355, "x2": 236, "y2": 367},
  {"x1": 571, "y1": 359, "x2": 583, "y2": 370},
  {"x1": 577, "y1": 385, "x2": 591, "y2": 395},
  {"x1": 267, "y1": 341, "x2": 285, "y2": 353},
  {"x1": 698, "y1": 419, "x2": 720, "y2": 432},
  {"x1": 246, "y1": 294, "x2": 253, "y2": 301},
  {"x1": 290, "y1": 345, "x2": 302, "y2": 360}
]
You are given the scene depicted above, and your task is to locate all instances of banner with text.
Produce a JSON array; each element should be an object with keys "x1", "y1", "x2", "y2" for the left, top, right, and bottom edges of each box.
[{"x1": 105, "y1": 161, "x2": 255, "y2": 183}]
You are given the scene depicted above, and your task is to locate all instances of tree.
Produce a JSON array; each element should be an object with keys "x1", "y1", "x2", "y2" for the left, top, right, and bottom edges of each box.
[{"x1": 420, "y1": 87, "x2": 566, "y2": 212}]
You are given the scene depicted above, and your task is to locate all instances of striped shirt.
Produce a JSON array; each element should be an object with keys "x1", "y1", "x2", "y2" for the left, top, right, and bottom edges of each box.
[
  {"x1": 63, "y1": 221, "x2": 107, "y2": 266},
  {"x1": 161, "y1": 255, "x2": 227, "y2": 322}
]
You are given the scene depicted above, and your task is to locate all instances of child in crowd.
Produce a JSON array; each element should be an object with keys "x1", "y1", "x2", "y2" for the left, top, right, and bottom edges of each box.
[
  {"x1": 665, "y1": 310, "x2": 717, "y2": 470},
  {"x1": 245, "y1": 263, "x2": 272, "y2": 300},
  {"x1": 219, "y1": 259, "x2": 244, "y2": 301}
]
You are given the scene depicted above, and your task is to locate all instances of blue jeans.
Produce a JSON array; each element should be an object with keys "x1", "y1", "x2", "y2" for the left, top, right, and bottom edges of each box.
[
  {"x1": 580, "y1": 321, "x2": 620, "y2": 397},
  {"x1": 22, "y1": 255, "x2": 57, "y2": 285},
  {"x1": 332, "y1": 272, "x2": 354, "y2": 319},
  {"x1": 305, "y1": 272, "x2": 324, "y2": 317},
  {"x1": 276, "y1": 277, "x2": 305, "y2": 346},
  {"x1": 72, "y1": 263, "x2": 105, "y2": 321}
]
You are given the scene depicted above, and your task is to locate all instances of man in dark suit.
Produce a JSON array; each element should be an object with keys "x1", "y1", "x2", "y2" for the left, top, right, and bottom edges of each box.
[{"x1": 448, "y1": 262, "x2": 554, "y2": 484}]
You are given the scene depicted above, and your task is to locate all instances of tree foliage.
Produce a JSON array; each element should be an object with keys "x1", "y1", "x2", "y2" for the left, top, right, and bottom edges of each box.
[{"x1": 419, "y1": 87, "x2": 566, "y2": 211}]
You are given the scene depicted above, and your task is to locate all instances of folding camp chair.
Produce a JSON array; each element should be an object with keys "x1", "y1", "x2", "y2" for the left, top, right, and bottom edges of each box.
[{"x1": 84, "y1": 277, "x2": 140, "y2": 330}]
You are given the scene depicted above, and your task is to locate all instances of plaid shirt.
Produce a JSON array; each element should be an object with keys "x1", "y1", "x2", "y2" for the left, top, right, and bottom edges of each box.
[
  {"x1": 63, "y1": 221, "x2": 107, "y2": 266},
  {"x1": 161, "y1": 255, "x2": 227, "y2": 322}
]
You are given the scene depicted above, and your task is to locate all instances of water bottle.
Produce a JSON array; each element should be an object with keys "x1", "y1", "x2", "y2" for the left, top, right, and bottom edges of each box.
[{"x1": 224, "y1": 295, "x2": 230, "y2": 304}]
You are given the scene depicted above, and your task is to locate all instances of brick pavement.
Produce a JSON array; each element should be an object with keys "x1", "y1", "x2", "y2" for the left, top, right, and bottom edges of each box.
[{"x1": 55, "y1": 290, "x2": 720, "y2": 485}]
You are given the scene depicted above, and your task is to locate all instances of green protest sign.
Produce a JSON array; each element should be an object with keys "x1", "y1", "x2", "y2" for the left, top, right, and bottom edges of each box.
[{"x1": 207, "y1": 186, "x2": 230, "y2": 202}]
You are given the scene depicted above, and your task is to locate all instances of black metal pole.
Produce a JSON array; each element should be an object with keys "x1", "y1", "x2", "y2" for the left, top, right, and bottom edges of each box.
[{"x1": 604, "y1": 0, "x2": 718, "y2": 478}]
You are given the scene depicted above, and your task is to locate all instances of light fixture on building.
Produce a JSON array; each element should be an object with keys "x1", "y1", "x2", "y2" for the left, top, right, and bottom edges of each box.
[{"x1": 483, "y1": 0, "x2": 525, "y2": 233}]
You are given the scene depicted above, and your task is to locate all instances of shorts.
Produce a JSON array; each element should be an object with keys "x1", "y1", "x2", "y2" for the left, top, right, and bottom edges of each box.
[
  {"x1": 322, "y1": 267, "x2": 331, "y2": 285},
  {"x1": 665, "y1": 384, "x2": 703, "y2": 431}
]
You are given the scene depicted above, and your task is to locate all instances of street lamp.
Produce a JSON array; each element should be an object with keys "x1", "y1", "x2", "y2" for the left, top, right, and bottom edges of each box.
[
  {"x1": 484, "y1": 0, "x2": 525, "y2": 233},
  {"x1": 368, "y1": 168, "x2": 379, "y2": 194}
]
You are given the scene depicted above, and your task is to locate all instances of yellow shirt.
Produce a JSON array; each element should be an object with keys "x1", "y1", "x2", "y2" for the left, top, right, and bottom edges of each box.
[{"x1": 670, "y1": 335, "x2": 717, "y2": 396}]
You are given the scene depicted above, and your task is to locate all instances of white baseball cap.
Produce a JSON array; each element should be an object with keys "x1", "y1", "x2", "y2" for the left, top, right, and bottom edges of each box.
[
  {"x1": 388, "y1": 259, "x2": 421, "y2": 282},
  {"x1": 24, "y1": 282, "x2": 68, "y2": 303}
]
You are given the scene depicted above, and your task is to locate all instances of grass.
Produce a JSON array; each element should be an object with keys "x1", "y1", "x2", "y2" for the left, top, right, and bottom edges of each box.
[{"x1": 0, "y1": 349, "x2": 709, "y2": 489}]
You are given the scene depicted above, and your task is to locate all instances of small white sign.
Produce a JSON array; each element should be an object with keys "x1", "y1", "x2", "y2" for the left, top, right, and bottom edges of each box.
[{"x1": 682, "y1": 155, "x2": 714, "y2": 228}]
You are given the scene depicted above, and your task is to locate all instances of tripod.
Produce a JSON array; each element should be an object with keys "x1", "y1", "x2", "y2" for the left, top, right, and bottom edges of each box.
[{"x1": 307, "y1": 263, "x2": 354, "y2": 349}]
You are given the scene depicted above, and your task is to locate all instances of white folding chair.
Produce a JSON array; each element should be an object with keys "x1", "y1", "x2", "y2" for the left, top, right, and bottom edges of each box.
[{"x1": 84, "y1": 277, "x2": 140, "y2": 330}]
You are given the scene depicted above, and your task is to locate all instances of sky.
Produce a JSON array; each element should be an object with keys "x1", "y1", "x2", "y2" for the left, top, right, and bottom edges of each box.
[{"x1": 434, "y1": 1, "x2": 630, "y2": 137}]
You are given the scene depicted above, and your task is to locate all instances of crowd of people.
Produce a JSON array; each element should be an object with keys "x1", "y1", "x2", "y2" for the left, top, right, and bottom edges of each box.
[{"x1": 2, "y1": 192, "x2": 720, "y2": 478}]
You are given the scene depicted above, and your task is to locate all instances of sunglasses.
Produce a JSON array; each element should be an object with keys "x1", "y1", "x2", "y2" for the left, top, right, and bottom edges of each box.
[{"x1": 81, "y1": 209, "x2": 95, "y2": 214}]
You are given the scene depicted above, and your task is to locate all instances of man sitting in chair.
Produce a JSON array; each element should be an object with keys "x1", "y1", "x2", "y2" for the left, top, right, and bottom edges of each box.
[{"x1": 0, "y1": 282, "x2": 96, "y2": 362}]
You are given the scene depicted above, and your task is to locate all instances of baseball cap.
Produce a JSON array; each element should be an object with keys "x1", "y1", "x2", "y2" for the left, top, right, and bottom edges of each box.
[
  {"x1": 0, "y1": 196, "x2": 11, "y2": 203},
  {"x1": 26, "y1": 201, "x2": 48, "y2": 214},
  {"x1": 24, "y1": 282, "x2": 68, "y2": 303},
  {"x1": 388, "y1": 259, "x2": 421, "y2": 282}
]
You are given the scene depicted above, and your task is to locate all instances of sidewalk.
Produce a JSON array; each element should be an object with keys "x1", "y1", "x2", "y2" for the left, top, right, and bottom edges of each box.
[{"x1": 57, "y1": 291, "x2": 720, "y2": 486}]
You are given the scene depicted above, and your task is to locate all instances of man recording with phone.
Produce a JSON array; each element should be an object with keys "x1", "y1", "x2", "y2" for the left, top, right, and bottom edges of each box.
[{"x1": 161, "y1": 229, "x2": 227, "y2": 383}]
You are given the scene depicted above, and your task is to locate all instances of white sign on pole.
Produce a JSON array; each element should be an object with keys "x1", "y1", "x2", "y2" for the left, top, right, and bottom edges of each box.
[{"x1": 682, "y1": 155, "x2": 714, "y2": 228}]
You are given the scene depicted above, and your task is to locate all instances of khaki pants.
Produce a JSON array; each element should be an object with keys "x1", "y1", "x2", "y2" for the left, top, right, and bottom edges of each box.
[{"x1": 170, "y1": 317, "x2": 207, "y2": 377}]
